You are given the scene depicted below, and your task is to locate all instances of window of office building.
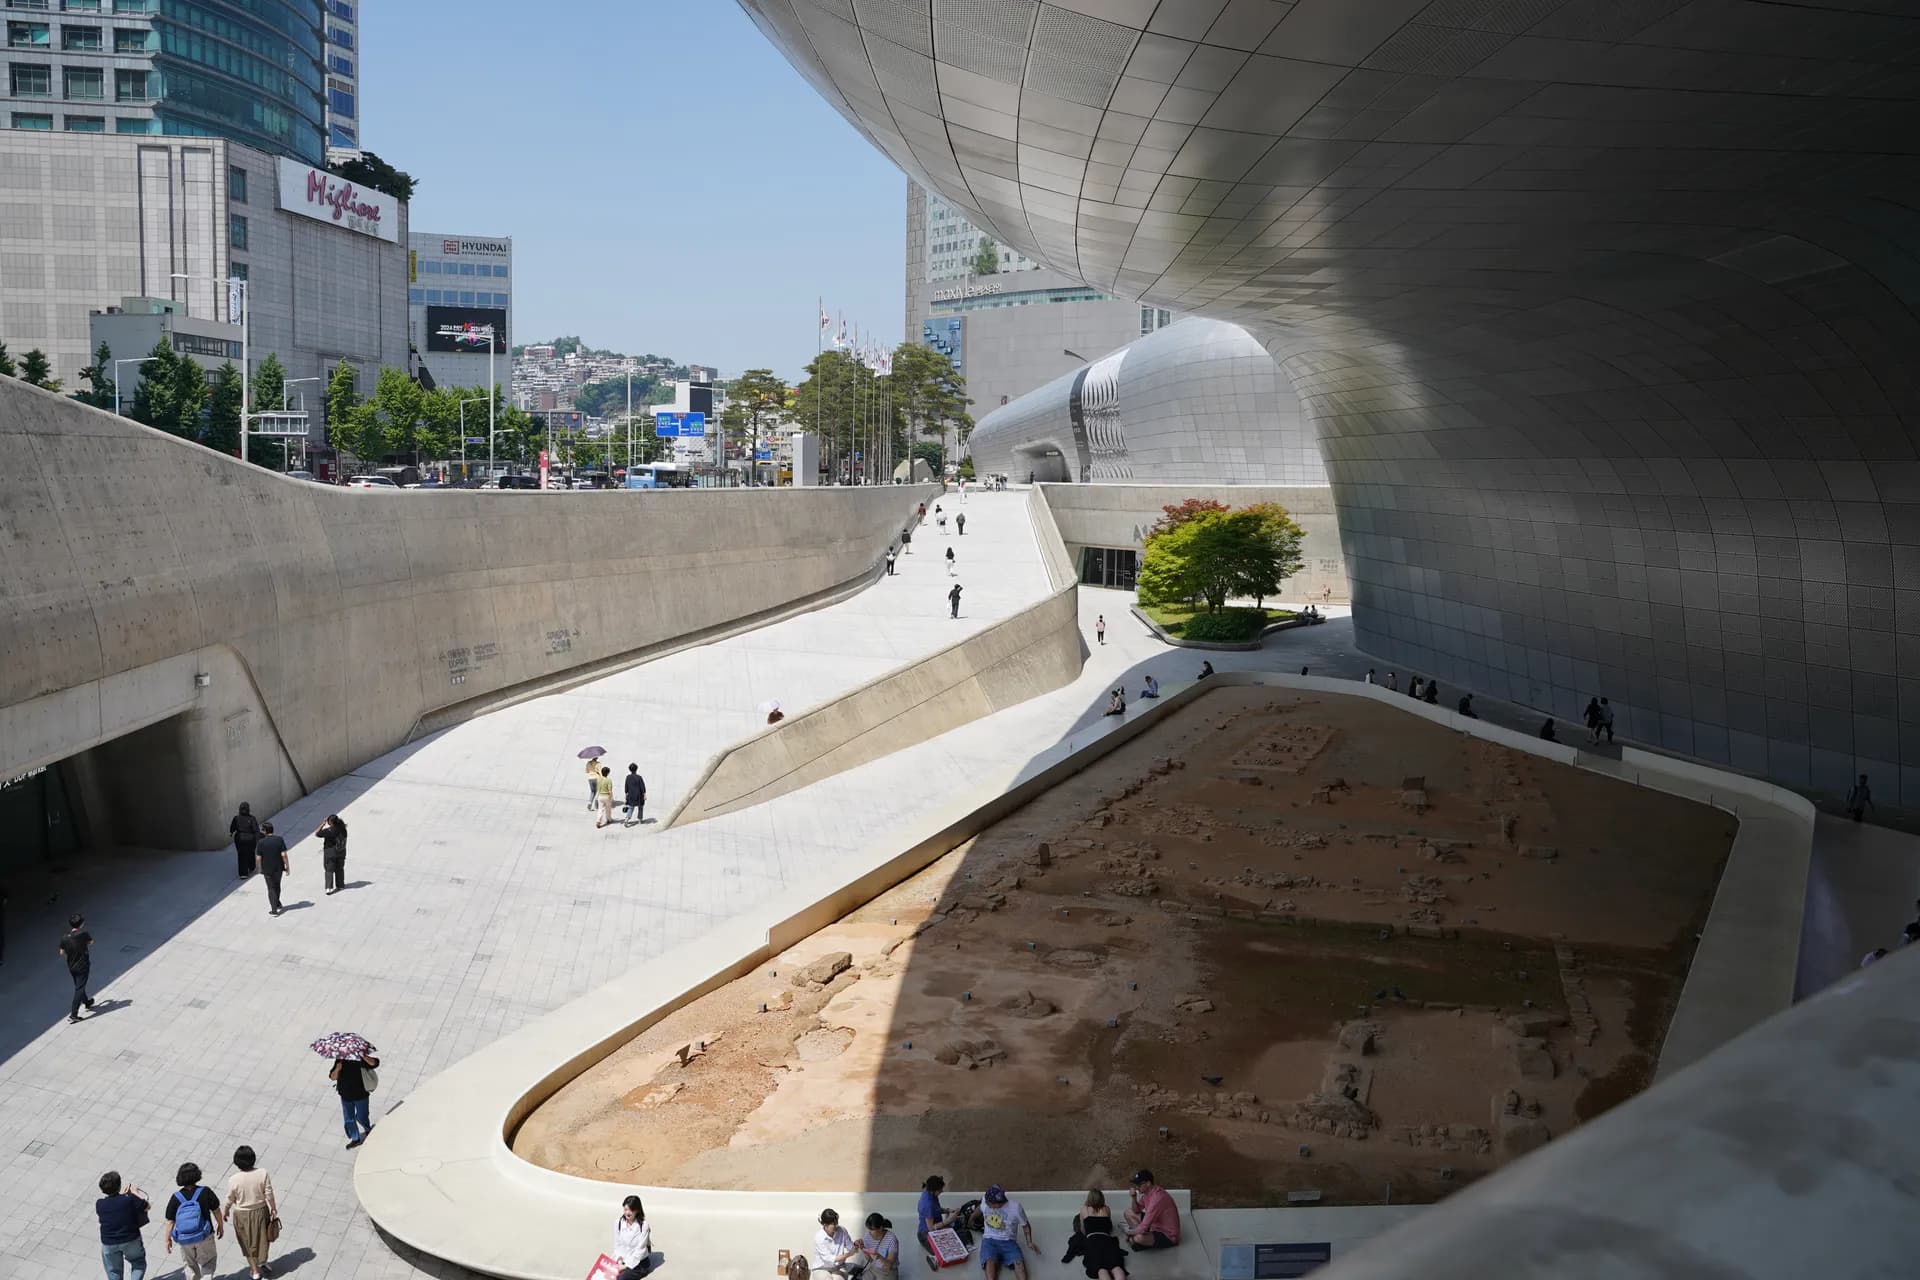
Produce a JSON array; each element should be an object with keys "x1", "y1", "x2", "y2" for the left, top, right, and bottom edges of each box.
[
  {"x1": 8, "y1": 22, "x2": 50, "y2": 48},
  {"x1": 228, "y1": 164, "x2": 246, "y2": 203},
  {"x1": 63, "y1": 65, "x2": 102, "y2": 99},
  {"x1": 114, "y1": 116, "x2": 157, "y2": 133},
  {"x1": 9, "y1": 63, "x2": 51, "y2": 96},
  {"x1": 62, "y1": 25, "x2": 101, "y2": 50},
  {"x1": 492, "y1": 264, "x2": 508, "y2": 277},
  {"x1": 424, "y1": 288, "x2": 440, "y2": 303},
  {"x1": 229, "y1": 212, "x2": 247, "y2": 249},
  {"x1": 459, "y1": 290, "x2": 474, "y2": 305},
  {"x1": 63, "y1": 0, "x2": 103, "y2": 10},
  {"x1": 64, "y1": 114, "x2": 103, "y2": 130},
  {"x1": 114, "y1": 67, "x2": 148, "y2": 100},
  {"x1": 113, "y1": 28, "x2": 149, "y2": 53},
  {"x1": 12, "y1": 111, "x2": 53, "y2": 130},
  {"x1": 408, "y1": 288, "x2": 423, "y2": 305},
  {"x1": 458, "y1": 261, "x2": 474, "y2": 275},
  {"x1": 112, "y1": 0, "x2": 150, "y2": 13},
  {"x1": 328, "y1": 53, "x2": 351, "y2": 76},
  {"x1": 326, "y1": 24, "x2": 351, "y2": 48},
  {"x1": 328, "y1": 86, "x2": 353, "y2": 119},
  {"x1": 328, "y1": 0, "x2": 354, "y2": 18},
  {"x1": 420, "y1": 259, "x2": 441, "y2": 273}
]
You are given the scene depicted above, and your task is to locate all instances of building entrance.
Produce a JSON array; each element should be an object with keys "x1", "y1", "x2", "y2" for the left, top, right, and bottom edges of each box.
[
  {"x1": 1079, "y1": 546, "x2": 1138, "y2": 590},
  {"x1": 0, "y1": 765, "x2": 81, "y2": 876}
]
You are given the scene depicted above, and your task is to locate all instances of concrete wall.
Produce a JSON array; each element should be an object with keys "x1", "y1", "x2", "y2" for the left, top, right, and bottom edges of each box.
[
  {"x1": 1040, "y1": 482, "x2": 1348, "y2": 602},
  {"x1": 670, "y1": 486, "x2": 1083, "y2": 825},
  {"x1": 0, "y1": 377, "x2": 932, "y2": 847}
]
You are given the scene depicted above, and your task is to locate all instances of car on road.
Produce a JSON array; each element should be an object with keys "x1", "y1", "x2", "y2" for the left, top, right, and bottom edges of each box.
[{"x1": 347, "y1": 475, "x2": 399, "y2": 489}]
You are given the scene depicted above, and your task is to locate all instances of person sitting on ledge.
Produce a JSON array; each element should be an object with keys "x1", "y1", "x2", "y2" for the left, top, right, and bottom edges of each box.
[
  {"x1": 1423, "y1": 681, "x2": 1439, "y2": 705},
  {"x1": 1198, "y1": 661, "x2": 1215, "y2": 679},
  {"x1": 1123, "y1": 1169, "x2": 1179, "y2": 1251},
  {"x1": 1104, "y1": 689, "x2": 1126, "y2": 717},
  {"x1": 1457, "y1": 694, "x2": 1478, "y2": 719},
  {"x1": 1539, "y1": 719, "x2": 1558, "y2": 742},
  {"x1": 814, "y1": 1208, "x2": 867, "y2": 1276},
  {"x1": 1140, "y1": 674, "x2": 1160, "y2": 699}
]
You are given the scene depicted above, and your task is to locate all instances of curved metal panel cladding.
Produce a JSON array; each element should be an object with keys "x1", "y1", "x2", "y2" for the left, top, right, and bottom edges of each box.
[
  {"x1": 743, "y1": 0, "x2": 1920, "y2": 804},
  {"x1": 971, "y1": 318, "x2": 1324, "y2": 488},
  {"x1": 155, "y1": 0, "x2": 326, "y2": 163}
]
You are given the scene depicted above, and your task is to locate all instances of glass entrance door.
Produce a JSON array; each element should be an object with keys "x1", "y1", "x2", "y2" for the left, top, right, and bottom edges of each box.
[{"x1": 1078, "y1": 546, "x2": 1138, "y2": 590}]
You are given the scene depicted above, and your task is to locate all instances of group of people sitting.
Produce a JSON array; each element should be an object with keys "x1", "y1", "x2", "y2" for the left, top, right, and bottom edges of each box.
[{"x1": 1860, "y1": 897, "x2": 1920, "y2": 970}]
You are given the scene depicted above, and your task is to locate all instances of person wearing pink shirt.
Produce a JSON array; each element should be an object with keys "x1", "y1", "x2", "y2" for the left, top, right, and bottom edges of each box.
[{"x1": 1123, "y1": 1170, "x2": 1179, "y2": 1251}]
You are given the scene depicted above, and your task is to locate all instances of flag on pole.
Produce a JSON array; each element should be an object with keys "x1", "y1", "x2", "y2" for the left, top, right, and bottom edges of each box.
[
  {"x1": 835, "y1": 317, "x2": 849, "y2": 349},
  {"x1": 819, "y1": 304, "x2": 831, "y2": 335}
]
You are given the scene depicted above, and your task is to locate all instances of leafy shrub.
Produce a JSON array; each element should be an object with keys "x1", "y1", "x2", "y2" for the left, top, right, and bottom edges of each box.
[{"x1": 1179, "y1": 608, "x2": 1267, "y2": 643}]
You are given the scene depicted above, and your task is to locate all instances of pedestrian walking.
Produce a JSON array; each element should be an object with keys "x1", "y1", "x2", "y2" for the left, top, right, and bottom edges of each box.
[
  {"x1": 937, "y1": 510, "x2": 948, "y2": 533},
  {"x1": 329, "y1": 1049, "x2": 380, "y2": 1149},
  {"x1": 612, "y1": 1195, "x2": 653, "y2": 1279},
  {"x1": 59, "y1": 912, "x2": 94, "y2": 1023},
  {"x1": 624, "y1": 765, "x2": 647, "y2": 827},
  {"x1": 1095, "y1": 615, "x2": 1106, "y2": 645},
  {"x1": 901, "y1": 527, "x2": 913, "y2": 555},
  {"x1": 229, "y1": 802, "x2": 260, "y2": 879},
  {"x1": 315, "y1": 815, "x2": 348, "y2": 895},
  {"x1": 164, "y1": 1163, "x2": 223, "y2": 1280},
  {"x1": 956, "y1": 511, "x2": 966, "y2": 536},
  {"x1": 223, "y1": 1145, "x2": 279, "y2": 1280},
  {"x1": 255, "y1": 822, "x2": 289, "y2": 915},
  {"x1": 1847, "y1": 774, "x2": 1874, "y2": 822},
  {"x1": 1599, "y1": 697, "x2": 1614, "y2": 743},
  {"x1": 1583, "y1": 697, "x2": 1602, "y2": 743},
  {"x1": 596, "y1": 767, "x2": 616, "y2": 829},
  {"x1": 585, "y1": 754, "x2": 604, "y2": 810},
  {"x1": 1323, "y1": 585, "x2": 1331, "y2": 604},
  {"x1": 948, "y1": 583, "x2": 962, "y2": 618},
  {"x1": 917, "y1": 502, "x2": 926, "y2": 522},
  {"x1": 96, "y1": 1171, "x2": 150, "y2": 1280},
  {"x1": 945, "y1": 545, "x2": 956, "y2": 575},
  {"x1": 885, "y1": 546, "x2": 897, "y2": 576}
]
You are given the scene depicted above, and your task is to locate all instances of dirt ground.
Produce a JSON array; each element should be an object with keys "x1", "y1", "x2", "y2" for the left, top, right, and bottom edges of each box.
[{"x1": 513, "y1": 689, "x2": 1735, "y2": 1207}]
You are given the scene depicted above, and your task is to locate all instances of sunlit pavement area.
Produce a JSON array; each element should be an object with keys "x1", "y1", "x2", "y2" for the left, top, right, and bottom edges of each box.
[{"x1": 2, "y1": 492, "x2": 1911, "y2": 1279}]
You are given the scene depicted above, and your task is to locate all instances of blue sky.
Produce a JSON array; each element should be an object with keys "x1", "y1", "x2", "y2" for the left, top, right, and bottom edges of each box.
[{"x1": 361, "y1": 2, "x2": 907, "y2": 381}]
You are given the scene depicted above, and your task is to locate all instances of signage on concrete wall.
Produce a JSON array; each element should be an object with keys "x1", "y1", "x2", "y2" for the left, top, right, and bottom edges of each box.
[
  {"x1": 439, "y1": 237, "x2": 511, "y2": 258},
  {"x1": 277, "y1": 158, "x2": 400, "y2": 243}
]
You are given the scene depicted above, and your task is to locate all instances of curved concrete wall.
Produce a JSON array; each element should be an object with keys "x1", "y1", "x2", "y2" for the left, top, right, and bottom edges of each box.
[
  {"x1": 0, "y1": 378, "x2": 932, "y2": 846},
  {"x1": 970, "y1": 316, "x2": 1326, "y2": 486},
  {"x1": 670, "y1": 486, "x2": 1083, "y2": 825},
  {"x1": 742, "y1": 0, "x2": 1920, "y2": 807}
]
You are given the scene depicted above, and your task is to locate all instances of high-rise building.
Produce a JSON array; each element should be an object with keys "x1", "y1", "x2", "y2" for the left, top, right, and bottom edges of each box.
[
  {"x1": 408, "y1": 232, "x2": 513, "y2": 397},
  {"x1": 0, "y1": 0, "x2": 328, "y2": 165},
  {"x1": 905, "y1": 180, "x2": 1169, "y2": 430},
  {"x1": 321, "y1": 0, "x2": 359, "y2": 157}
]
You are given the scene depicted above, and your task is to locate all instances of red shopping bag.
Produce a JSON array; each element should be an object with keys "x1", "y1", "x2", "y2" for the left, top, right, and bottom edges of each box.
[
  {"x1": 585, "y1": 1254, "x2": 623, "y2": 1280},
  {"x1": 927, "y1": 1227, "x2": 970, "y2": 1268}
]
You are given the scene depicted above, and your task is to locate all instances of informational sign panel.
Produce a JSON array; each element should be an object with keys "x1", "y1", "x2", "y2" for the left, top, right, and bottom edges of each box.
[
  {"x1": 539, "y1": 449, "x2": 550, "y2": 490},
  {"x1": 678, "y1": 411, "x2": 706, "y2": 438},
  {"x1": 426, "y1": 305, "x2": 507, "y2": 354},
  {"x1": 655, "y1": 412, "x2": 680, "y2": 438},
  {"x1": 1217, "y1": 1242, "x2": 1333, "y2": 1279},
  {"x1": 276, "y1": 157, "x2": 399, "y2": 242},
  {"x1": 755, "y1": 448, "x2": 773, "y2": 462}
]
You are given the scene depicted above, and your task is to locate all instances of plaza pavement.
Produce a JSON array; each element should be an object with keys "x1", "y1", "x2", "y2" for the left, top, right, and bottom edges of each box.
[{"x1": 2, "y1": 487, "x2": 1909, "y2": 1279}]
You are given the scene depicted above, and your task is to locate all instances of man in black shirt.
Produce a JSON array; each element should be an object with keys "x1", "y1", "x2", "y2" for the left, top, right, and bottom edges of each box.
[
  {"x1": 229, "y1": 802, "x2": 260, "y2": 879},
  {"x1": 58, "y1": 913, "x2": 94, "y2": 1023},
  {"x1": 255, "y1": 821, "x2": 290, "y2": 915},
  {"x1": 624, "y1": 765, "x2": 647, "y2": 827}
]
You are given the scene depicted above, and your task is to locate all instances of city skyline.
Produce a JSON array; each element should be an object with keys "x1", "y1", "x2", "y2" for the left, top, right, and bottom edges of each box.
[{"x1": 361, "y1": 1, "x2": 907, "y2": 383}]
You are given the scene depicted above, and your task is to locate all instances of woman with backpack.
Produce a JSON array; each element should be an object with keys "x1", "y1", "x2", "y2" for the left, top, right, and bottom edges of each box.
[
  {"x1": 224, "y1": 1145, "x2": 280, "y2": 1280},
  {"x1": 329, "y1": 1049, "x2": 380, "y2": 1149},
  {"x1": 164, "y1": 1162, "x2": 224, "y2": 1280}
]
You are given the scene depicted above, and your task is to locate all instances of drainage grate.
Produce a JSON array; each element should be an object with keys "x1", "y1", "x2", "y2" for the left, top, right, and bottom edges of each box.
[
  {"x1": 21, "y1": 1140, "x2": 49, "y2": 1158},
  {"x1": 187, "y1": 998, "x2": 210, "y2": 1010}
]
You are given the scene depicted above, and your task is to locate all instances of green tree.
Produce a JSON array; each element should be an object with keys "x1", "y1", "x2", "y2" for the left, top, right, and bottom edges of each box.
[
  {"x1": 344, "y1": 366, "x2": 424, "y2": 463},
  {"x1": 251, "y1": 352, "x2": 288, "y2": 413},
  {"x1": 327, "y1": 150, "x2": 417, "y2": 201},
  {"x1": 1137, "y1": 507, "x2": 1297, "y2": 612},
  {"x1": 167, "y1": 353, "x2": 209, "y2": 440},
  {"x1": 1240, "y1": 502, "x2": 1307, "y2": 604},
  {"x1": 128, "y1": 339, "x2": 180, "y2": 432},
  {"x1": 74, "y1": 340, "x2": 115, "y2": 408},
  {"x1": 972, "y1": 237, "x2": 1000, "y2": 277},
  {"x1": 887, "y1": 341, "x2": 971, "y2": 468},
  {"x1": 718, "y1": 368, "x2": 788, "y2": 472},
  {"x1": 0, "y1": 341, "x2": 15, "y2": 377},
  {"x1": 323, "y1": 359, "x2": 361, "y2": 456},
  {"x1": 20, "y1": 348, "x2": 60, "y2": 392},
  {"x1": 203, "y1": 362, "x2": 243, "y2": 456}
]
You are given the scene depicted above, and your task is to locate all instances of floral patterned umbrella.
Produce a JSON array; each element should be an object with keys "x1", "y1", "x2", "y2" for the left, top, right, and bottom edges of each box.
[{"x1": 310, "y1": 1031, "x2": 375, "y2": 1060}]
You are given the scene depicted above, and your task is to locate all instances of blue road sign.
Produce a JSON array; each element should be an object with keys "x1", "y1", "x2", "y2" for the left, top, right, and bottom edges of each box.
[
  {"x1": 463, "y1": 436, "x2": 486, "y2": 444},
  {"x1": 679, "y1": 411, "x2": 707, "y2": 438},
  {"x1": 755, "y1": 449, "x2": 773, "y2": 462},
  {"x1": 855, "y1": 450, "x2": 864, "y2": 461},
  {"x1": 655, "y1": 413, "x2": 679, "y2": 438}
]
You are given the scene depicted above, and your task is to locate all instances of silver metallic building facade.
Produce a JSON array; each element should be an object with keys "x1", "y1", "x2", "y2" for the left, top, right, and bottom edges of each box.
[
  {"x1": 969, "y1": 315, "x2": 1326, "y2": 487},
  {"x1": 742, "y1": 0, "x2": 1920, "y2": 805}
]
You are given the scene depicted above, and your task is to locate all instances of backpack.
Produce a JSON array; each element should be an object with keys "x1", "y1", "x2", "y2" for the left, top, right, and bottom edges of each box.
[
  {"x1": 173, "y1": 1188, "x2": 211, "y2": 1243},
  {"x1": 233, "y1": 813, "x2": 258, "y2": 840}
]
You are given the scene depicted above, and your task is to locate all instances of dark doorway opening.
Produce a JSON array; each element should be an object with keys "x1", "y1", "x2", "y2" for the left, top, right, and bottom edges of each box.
[{"x1": 1079, "y1": 545, "x2": 1138, "y2": 590}]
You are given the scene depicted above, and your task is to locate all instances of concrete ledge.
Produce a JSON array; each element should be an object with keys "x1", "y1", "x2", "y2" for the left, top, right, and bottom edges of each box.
[
  {"x1": 667, "y1": 487, "x2": 1084, "y2": 826},
  {"x1": 1128, "y1": 603, "x2": 1305, "y2": 650},
  {"x1": 356, "y1": 674, "x2": 1812, "y2": 1279}
]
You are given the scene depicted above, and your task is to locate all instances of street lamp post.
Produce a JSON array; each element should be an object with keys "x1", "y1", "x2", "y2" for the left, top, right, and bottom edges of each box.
[
  {"x1": 281, "y1": 376, "x2": 321, "y2": 472},
  {"x1": 113, "y1": 356, "x2": 160, "y2": 417},
  {"x1": 459, "y1": 396, "x2": 489, "y2": 483},
  {"x1": 171, "y1": 271, "x2": 248, "y2": 460}
]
